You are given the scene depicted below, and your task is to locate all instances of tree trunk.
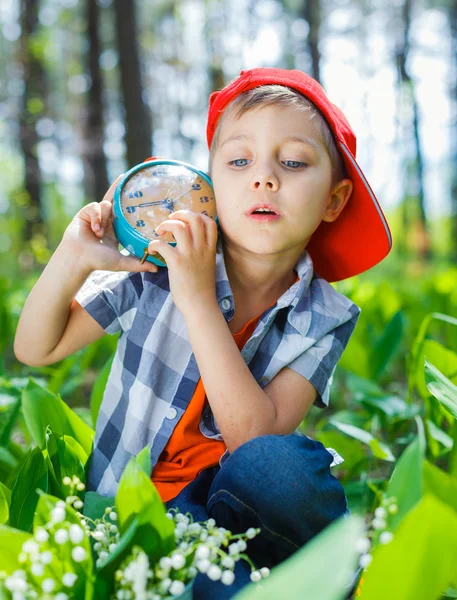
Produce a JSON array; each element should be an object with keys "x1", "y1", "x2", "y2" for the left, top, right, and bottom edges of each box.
[
  {"x1": 18, "y1": 0, "x2": 46, "y2": 242},
  {"x1": 83, "y1": 0, "x2": 109, "y2": 203},
  {"x1": 450, "y1": 0, "x2": 457, "y2": 260},
  {"x1": 302, "y1": 0, "x2": 321, "y2": 82},
  {"x1": 114, "y1": 0, "x2": 153, "y2": 168},
  {"x1": 395, "y1": 0, "x2": 431, "y2": 260}
]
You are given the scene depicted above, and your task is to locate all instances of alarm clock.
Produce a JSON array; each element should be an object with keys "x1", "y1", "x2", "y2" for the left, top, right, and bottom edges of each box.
[{"x1": 112, "y1": 158, "x2": 219, "y2": 267}]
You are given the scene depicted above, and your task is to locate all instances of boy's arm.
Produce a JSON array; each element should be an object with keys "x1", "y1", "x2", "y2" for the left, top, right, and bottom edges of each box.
[{"x1": 14, "y1": 243, "x2": 105, "y2": 367}]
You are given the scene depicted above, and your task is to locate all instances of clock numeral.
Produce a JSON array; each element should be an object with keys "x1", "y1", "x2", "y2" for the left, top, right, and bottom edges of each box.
[
  {"x1": 201, "y1": 210, "x2": 208, "y2": 216},
  {"x1": 136, "y1": 220, "x2": 146, "y2": 227},
  {"x1": 192, "y1": 183, "x2": 201, "y2": 190},
  {"x1": 126, "y1": 206, "x2": 136, "y2": 213},
  {"x1": 152, "y1": 170, "x2": 166, "y2": 176},
  {"x1": 128, "y1": 190, "x2": 143, "y2": 199},
  {"x1": 200, "y1": 196, "x2": 209, "y2": 203}
]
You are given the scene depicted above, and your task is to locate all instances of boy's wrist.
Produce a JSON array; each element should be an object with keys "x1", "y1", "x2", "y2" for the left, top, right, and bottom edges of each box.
[{"x1": 54, "y1": 241, "x2": 94, "y2": 279}]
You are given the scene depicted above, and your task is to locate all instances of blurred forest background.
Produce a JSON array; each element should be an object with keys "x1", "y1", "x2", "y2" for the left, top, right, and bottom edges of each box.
[{"x1": 2, "y1": 0, "x2": 457, "y2": 409}]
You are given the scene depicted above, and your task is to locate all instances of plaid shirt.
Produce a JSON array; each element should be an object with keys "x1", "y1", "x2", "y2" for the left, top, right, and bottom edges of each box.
[{"x1": 75, "y1": 238, "x2": 360, "y2": 497}]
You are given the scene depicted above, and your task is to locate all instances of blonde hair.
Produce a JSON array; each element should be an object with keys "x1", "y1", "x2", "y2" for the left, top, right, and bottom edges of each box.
[{"x1": 208, "y1": 84, "x2": 347, "y2": 186}]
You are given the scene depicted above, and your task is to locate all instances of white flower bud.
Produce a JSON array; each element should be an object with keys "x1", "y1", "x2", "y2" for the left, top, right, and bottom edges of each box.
[
  {"x1": 221, "y1": 556, "x2": 235, "y2": 569},
  {"x1": 54, "y1": 529, "x2": 69, "y2": 545},
  {"x1": 51, "y1": 507, "x2": 66, "y2": 523},
  {"x1": 374, "y1": 507, "x2": 387, "y2": 520},
  {"x1": 372, "y1": 518, "x2": 386, "y2": 530},
  {"x1": 41, "y1": 578, "x2": 55, "y2": 592},
  {"x1": 250, "y1": 571, "x2": 261, "y2": 582},
  {"x1": 206, "y1": 518, "x2": 216, "y2": 528},
  {"x1": 159, "y1": 577, "x2": 172, "y2": 593},
  {"x1": 31, "y1": 562, "x2": 44, "y2": 577},
  {"x1": 76, "y1": 482, "x2": 85, "y2": 491},
  {"x1": 195, "y1": 545, "x2": 210, "y2": 560},
  {"x1": 165, "y1": 512, "x2": 174, "y2": 519},
  {"x1": 55, "y1": 594, "x2": 69, "y2": 600},
  {"x1": 169, "y1": 580, "x2": 185, "y2": 596},
  {"x1": 93, "y1": 531, "x2": 105, "y2": 541},
  {"x1": 159, "y1": 557, "x2": 172, "y2": 570},
  {"x1": 221, "y1": 570, "x2": 235, "y2": 585},
  {"x1": 69, "y1": 525, "x2": 85, "y2": 544},
  {"x1": 57, "y1": 500, "x2": 66, "y2": 508},
  {"x1": 40, "y1": 551, "x2": 53, "y2": 564},
  {"x1": 170, "y1": 553, "x2": 186, "y2": 570},
  {"x1": 228, "y1": 543, "x2": 240, "y2": 556},
  {"x1": 207, "y1": 565, "x2": 222, "y2": 581},
  {"x1": 63, "y1": 477, "x2": 72, "y2": 486},
  {"x1": 380, "y1": 531, "x2": 393, "y2": 544},
  {"x1": 237, "y1": 540, "x2": 247, "y2": 552},
  {"x1": 34, "y1": 528, "x2": 49, "y2": 543},
  {"x1": 246, "y1": 528, "x2": 257, "y2": 539},
  {"x1": 99, "y1": 551, "x2": 108, "y2": 561},
  {"x1": 73, "y1": 500, "x2": 83, "y2": 510},
  {"x1": 260, "y1": 567, "x2": 270, "y2": 578},
  {"x1": 109, "y1": 543, "x2": 118, "y2": 553},
  {"x1": 109, "y1": 512, "x2": 117, "y2": 521},
  {"x1": 62, "y1": 572, "x2": 78, "y2": 587},
  {"x1": 388, "y1": 503, "x2": 398, "y2": 514},
  {"x1": 355, "y1": 537, "x2": 371, "y2": 554},
  {"x1": 22, "y1": 540, "x2": 39, "y2": 555},
  {"x1": 188, "y1": 566, "x2": 197, "y2": 578},
  {"x1": 71, "y1": 546, "x2": 87, "y2": 562},
  {"x1": 359, "y1": 553, "x2": 372, "y2": 569},
  {"x1": 196, "y1": 559, "x2": 210, "y2": 573}
]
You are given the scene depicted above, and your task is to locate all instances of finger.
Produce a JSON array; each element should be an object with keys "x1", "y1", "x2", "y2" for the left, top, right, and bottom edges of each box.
[
  {"x1": 82, "y1": 202, "x2": 102, "y2": 233},
  {"x1": 116, "y1": 253, "x2": 159, "y2": 273},
  {"x1": 147, "y1": 239, "x2": 175, "y2": 263},
  {"x1": 155, "y1": 219, "x2": 192, "y2": 250},
  {"x1": 102, "y1": 173, "x2": 125, "y2": 204},
  {"x1": 97, "y1": 200, "x2": 114, "y2": 236},
  {"x1": 203, "y1": 214, "x2": 218, "y2": 250},
  {"x1": 164, "y1": 211, "x2": 207, "y2": 249}
]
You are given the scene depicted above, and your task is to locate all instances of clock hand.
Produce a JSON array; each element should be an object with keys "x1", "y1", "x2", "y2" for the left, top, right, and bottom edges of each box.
[{"x1": 136, "y1": 199, "x2": 172, "y2": 208}]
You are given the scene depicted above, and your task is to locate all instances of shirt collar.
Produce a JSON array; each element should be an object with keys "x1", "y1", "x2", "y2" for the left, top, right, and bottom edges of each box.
[{"x1": 214, "y1": 235, "x2": 315, "y2": 314}]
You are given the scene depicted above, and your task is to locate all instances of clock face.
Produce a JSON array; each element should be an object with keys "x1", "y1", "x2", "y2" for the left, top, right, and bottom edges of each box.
[{"x1": 120, "y1": 163, "x2": 216, "y2": 245}]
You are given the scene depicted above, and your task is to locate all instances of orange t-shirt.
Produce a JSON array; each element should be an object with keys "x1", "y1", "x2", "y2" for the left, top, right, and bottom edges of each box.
[{"x1": 151, "y1": 276, "x2": 299, "y2": 503}]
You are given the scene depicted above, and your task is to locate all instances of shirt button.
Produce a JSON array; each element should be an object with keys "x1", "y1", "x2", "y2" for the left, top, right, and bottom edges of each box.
[
  {"x1": 221, "y1": 298, "x2": 231, "y2": 311},
  {"x1": 166, "y1": 407, "x2": 177, "y2": 420}
]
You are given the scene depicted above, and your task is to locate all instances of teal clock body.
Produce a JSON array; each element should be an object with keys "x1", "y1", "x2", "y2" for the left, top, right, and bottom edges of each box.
[{"x1": 112, "y1": 158, "x2": 218, "y2": 267}]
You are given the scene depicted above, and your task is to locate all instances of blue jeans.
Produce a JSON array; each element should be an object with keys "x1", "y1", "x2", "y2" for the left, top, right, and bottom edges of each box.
[{"x1": 165, "y1": 433, "x2": 349, "y2": 600}]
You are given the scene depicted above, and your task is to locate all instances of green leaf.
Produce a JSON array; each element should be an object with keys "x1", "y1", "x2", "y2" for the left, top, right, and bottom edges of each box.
[
  {"x1": 0, "y1": 394, "x2": 21, "y2": 447},
  {"x1": 44, "y1": 428, "x2": 86, "y2": 499},
  {"x1": 115, "y1": 459, "x2": 174, "y2": 550},
  {"x1": 417, "y1": 341, "x2": 457, "y2": 400},
  {"x1": 359, "y1": 495, "x2": 457, "y2": 599},
  {"x1": 0, "y1": 484, "x2": 9, "y2": 524},
  {"x1": 90, "y1": 354, "x2": 114, "y2": 428},
  {"x1": 370, "y1": 311, "x2": 404, "y2": 379},
  {"x1": 329, "y1": 421, "x2": 395, "y2": 462},
  {"x1": 135, "y1": 445, "x2": 152, "y2": 476},
  {"x1": 425, "y1": 359, "x2": 457, "y2": 419},
  {"x1": 386, "y1": 417, "x2": 425, "y2": 530},
  {"x1": 9, "y1": 447, "x2": 49, "y2": 532},
  {"x1": 235, "y1": 515, "x2": 364, "y2": 600},
  {"x1": 425, "y1": 419, "x2": 453, "y2": 452},
  {"x1": 0, "y1": 525, "x2": 32, "y2": 574},
  {"x1": 21, "y1": 379, "x2": 94, "y2": 455},
  {"x1": 83, "y1": 491, "x2": 115, "y2": 522},
  {"x1": 423, "y1": 460, "x2": 457, "y2": 515}
]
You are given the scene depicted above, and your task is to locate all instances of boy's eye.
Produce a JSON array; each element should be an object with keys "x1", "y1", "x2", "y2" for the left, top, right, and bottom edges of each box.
[
  {"x1": 228, "y1": 159, "x2": 249, "y2": 167},
  {"x1": 227, "y1": 159, "x2": 307, "y2": 169}
]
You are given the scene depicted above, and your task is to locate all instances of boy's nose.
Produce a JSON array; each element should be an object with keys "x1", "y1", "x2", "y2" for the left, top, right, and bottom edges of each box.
[{"x1": 250, "y1": 171, "x2": 279, "y2": 191}]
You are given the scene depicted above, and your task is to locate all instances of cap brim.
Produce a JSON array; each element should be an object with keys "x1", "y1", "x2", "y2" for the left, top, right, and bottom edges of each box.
[{"x1": 306, "y1": 142, "x2": 392, "y2": 282}]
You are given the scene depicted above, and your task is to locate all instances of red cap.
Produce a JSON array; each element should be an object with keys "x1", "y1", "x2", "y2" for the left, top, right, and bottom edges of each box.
[{"x1": 206, "y1": 67, "x2": 392, "y2": 282}]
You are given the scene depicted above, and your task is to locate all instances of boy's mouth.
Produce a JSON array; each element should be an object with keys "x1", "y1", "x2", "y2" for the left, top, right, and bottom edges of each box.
[{"x1": 246, "y1": 203, "x2": 282, "y2": 222}]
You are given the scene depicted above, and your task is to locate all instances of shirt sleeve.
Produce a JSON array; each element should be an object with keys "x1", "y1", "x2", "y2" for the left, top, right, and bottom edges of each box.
[
  {"x1": 287, "y1": 302, "x2": 361, "y2": 408},
  {"x1": 74, "y1": 270, "x2": 141, "y2": 335}
]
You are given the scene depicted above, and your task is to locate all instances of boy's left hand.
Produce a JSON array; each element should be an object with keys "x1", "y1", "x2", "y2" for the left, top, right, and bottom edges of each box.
[{"x1": 149, "y1": 210, "x2": 219, "y2": 316}]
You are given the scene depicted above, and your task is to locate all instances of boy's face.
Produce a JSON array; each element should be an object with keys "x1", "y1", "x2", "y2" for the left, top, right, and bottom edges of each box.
[{"x1": 211, "y1": 103, "x2": 350, "y2": 258}]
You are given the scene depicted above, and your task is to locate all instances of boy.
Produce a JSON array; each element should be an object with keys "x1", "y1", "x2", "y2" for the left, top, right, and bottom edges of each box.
[{"x1": 14, "y1": 68, "x2": 391, "y2": 598}]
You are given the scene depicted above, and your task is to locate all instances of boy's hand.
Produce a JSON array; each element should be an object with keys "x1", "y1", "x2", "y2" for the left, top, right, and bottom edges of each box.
[
  {"x1": 150, "y1": 210, "x2": 218, "y2": 315},
  {"x1": 60, "y1": 174, "x2": 158, "y2": 274}
]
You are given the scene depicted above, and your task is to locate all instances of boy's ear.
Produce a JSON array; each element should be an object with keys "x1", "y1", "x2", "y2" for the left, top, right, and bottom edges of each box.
[{"x1": 322, "y1": 179, "x2": 353, "y2": 223}]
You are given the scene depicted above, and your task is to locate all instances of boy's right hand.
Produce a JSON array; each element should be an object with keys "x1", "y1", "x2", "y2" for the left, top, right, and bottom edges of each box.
[{"x1": 61, "y1": 174, "x2": 159, "y2": 273}]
